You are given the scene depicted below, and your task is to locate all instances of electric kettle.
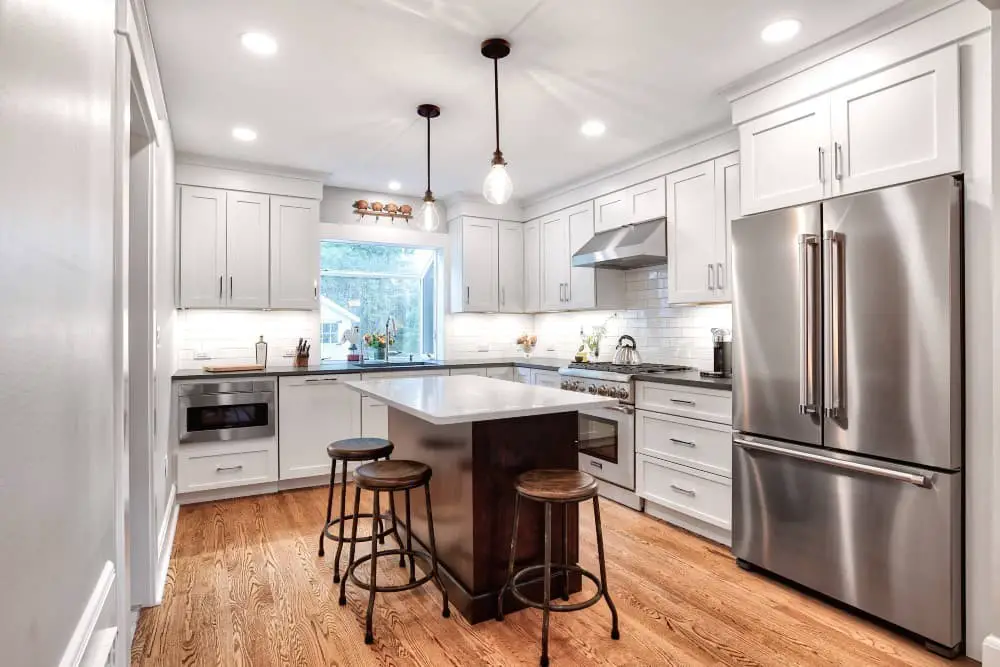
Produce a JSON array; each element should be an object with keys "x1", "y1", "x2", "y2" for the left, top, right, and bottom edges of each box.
[{"x1": 612, "y1": 335, "x2": 641, "y2": 365}]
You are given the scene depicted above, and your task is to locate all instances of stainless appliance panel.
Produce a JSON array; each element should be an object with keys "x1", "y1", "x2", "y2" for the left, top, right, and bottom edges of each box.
[
  {"x1": 733, "y1": 436, "x2": 962, "y2": 649},
  {"x1": 177, "y1": 380, "x2": 276, "y2": 444},
  {"x1": 732, "y1": 205, "x2": 822, "y2": 445},
  {"x1": 578, "y1": 404, "x2": 634, "y2": 490},
  {"x1": 822, "y1": 176, "x2": 962, "y2": 469}
]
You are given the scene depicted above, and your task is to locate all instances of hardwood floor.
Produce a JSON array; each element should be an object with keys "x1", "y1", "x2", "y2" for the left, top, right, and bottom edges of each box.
[{"x1": 132, "y1": 486, "x2": 972, "y2": 666}]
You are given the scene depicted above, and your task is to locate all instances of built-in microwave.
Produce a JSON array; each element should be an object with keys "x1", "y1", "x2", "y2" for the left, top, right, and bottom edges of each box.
[{"x1": 177, "y1": 379, "x2": 276, "y2": 444}]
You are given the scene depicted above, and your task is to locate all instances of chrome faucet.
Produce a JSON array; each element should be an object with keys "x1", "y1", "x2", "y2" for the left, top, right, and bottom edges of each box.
[{"x1": 385, "y1": 317, "x2": 396, "y2": 360}]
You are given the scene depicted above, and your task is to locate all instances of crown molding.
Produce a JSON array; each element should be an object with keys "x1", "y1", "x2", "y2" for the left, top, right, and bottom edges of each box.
[{"x1": 175, "y1": 152, "x2": 330, "y2": 183}]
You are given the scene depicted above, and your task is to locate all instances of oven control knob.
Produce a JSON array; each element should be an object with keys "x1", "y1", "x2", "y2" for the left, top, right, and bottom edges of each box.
[
  {"x1": 560, "y1": 381, "x2": 570, "y2": 390},
  {"x1": 587, "y1": 386, "x2": 597, "y2": 394},
  {"x1": 597, "y1": 386, "x2": 609, "y2": 396},
  {"x1": 617, "y1": 387, "x2": 629, "y2": 400}
]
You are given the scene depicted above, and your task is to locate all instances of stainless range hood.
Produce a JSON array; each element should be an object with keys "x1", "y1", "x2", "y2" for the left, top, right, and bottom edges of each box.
[{"x1": 572, "y1": 218, "x2": 667, "y2": 270}]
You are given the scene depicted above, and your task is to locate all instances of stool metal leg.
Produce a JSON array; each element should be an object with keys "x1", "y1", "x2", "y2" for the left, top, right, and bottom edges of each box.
[
  {"x1": 332, "y1": 459, "x2": 349, "y2": 583},
  {"x1": 388, "y1": 490, "x2": 406, "y2": 568},
  {"x1": 593, "y1": 496, "x2": 620, "y2": 640},
  {"x1": 339, "y1": 484, "x2": 362, "y2": 606},
  {"x1": 319, "y1": 458, "x2": 337, "y2": 557},
  {"x1": 496, "y1": 493, "x2": 521, "y2": 622},
  {"x1": 540, "y1": 501, "x2": 552, "y2": 667},
  {"x1": 561, "y1": 503, "x2": 570, "y2": 601},
  {"x1": 365, "y1": 490, "x2": 380, "y2": 644},
  {"x1": 424, "y1": 482, "x2": 450, "y2": 618},
  {"x1": 404, "y1": 489, "x2": 416, "y2": 583}
]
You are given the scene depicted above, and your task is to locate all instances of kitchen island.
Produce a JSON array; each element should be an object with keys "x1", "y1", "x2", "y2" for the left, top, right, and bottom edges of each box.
[{"x1": 342, "y1": 375, "x2": 617, "y2": 623}]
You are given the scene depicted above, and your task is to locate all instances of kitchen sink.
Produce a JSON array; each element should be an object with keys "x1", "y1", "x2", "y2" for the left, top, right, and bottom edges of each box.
[{"x1": 348, "y1": 360, "x2": 442, "y2": 369}]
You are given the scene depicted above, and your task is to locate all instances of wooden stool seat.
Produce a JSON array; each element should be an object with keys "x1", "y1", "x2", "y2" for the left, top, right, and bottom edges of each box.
[
  {"x1": 326, "y1": 437, "x2": 394, "y2": 461},
  {"x1": 515, "y1": 469, "x2": 599, "y2": 502},
  {"x1": 354, "y1": 459, "x2": 431, "y2": 490}
]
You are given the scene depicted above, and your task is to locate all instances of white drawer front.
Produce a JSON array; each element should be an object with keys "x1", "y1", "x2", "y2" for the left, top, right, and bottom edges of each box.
[
  {"x1": 637, "y1": 455, "x2": 731, "y2": 531},
  {"x1": 637, "y1": 411, "x2": 732, "y2": 478},
  {"x1": 178, "y1": 443, "x2": 276, "y2": 493},
  {"x1": 636, "y1": 382, "x2": 732, "y2": 425},
  {"x1": 450, "y1": 367, "x2": 489, "y2": 376}
]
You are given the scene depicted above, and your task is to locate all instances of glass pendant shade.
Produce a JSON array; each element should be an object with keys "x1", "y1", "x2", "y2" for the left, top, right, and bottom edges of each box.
[
  {"x1": 482, "y1": 163, "x2": 513, "y2": 205},
  {"x1": 420, "y1": 197, "x2": 441, "y2": 232}
]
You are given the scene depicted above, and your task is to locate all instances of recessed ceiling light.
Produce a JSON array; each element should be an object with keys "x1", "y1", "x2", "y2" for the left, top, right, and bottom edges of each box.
[
  {"x1": 241, "y1": 32, "x2": 278, "y2": 56},
  {"x1": 388, "y1": 180, "x2": 401, "y2": 191},
  {"x1": 232, "y1": 127, "x2": 257, "y2": 142},
  {"x1": 761, "y1": 19, "x2": 801, "y2": 43},
  {"x1": 580, "y1": 119, "x2": 606, "y2": 137}
]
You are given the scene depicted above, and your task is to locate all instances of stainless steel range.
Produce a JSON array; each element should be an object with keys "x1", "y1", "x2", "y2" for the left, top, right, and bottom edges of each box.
[{"x1": 559, "y1": 362, "x2": 692, "y2": 510}]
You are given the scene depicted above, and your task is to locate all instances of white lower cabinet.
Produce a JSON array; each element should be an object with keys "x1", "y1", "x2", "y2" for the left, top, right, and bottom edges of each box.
[
  {"x1": 635, "y1": 381, "x2": 733, "y2": 545},
  {"x1": 177, "y1": 439, "x2": 278, "y2": 493},
  {"x1": 278, "y1": 375, "x2": 361, "y2": 480},
  {"x1": 514, "y1": 367, "x2": 532, "y2": 384},
  {"x1": 486, "y1": 366, "x2": 515, "y2": 382},
  {"x1": 361, "y1": 395, "x2": 388, "y2": 439},
  {"x1": 530, "y1": 369, "x2": 561, "y2": 388},
  {"x1": 450, "y1": 367, "x2": 489, "y2": 377}
]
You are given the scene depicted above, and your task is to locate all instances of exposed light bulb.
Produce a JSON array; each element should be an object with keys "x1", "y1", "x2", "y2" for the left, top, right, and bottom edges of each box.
[
  {"x1": 420, "y1": 198, "x2": 441, "y2": 232},
  {"x1": 483, "y1": 163, "x2": 513, "y2": 205}
]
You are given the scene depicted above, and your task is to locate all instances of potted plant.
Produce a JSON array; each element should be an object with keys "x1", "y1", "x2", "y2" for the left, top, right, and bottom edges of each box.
[{"x1": 363, "y1": 331, "x2": 395, "y2": 361}]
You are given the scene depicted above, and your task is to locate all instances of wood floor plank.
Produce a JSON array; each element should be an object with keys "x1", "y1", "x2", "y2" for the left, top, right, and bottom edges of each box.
[{"x1": 132, "y1": 486, "x2": 973, "y2": 667}]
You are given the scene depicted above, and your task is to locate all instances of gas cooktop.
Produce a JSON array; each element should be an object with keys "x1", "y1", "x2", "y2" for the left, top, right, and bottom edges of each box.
[{"x1": 564, "y1": 362, "x2": 693, "y2": 376}]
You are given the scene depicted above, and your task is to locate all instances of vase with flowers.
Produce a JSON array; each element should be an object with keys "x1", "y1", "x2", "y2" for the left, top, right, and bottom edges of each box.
[
  {"x1": 363, "y1": 331, "x2": 395, "y2": 361},
  {"x1": 516, "y1": 333, "x2": 537, "y2": 358}
]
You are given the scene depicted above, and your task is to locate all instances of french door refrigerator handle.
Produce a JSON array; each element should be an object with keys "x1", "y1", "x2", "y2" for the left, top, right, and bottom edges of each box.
[
  {"x1": 824, "y1": 230, "x2": 842, "y2": 419},
  {"x1": 734, "y1": 438, "x2": 929, "y2": 487},
  {"x1": 798, "y1": 234, "x2": 819, "y2": 414}
]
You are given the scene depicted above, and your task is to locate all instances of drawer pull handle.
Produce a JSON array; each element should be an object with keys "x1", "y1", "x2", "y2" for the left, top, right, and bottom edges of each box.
[
  {"x1": 670, "y1": 484, "x2": 696, "y2": 497},
  {"x1": 669, "y1": 438, "x2": 696, "y2": 448},
  {"x1": 216, "y1": 465, "x2": 244, "y2": 473},
  {"x1": 589, "y1": 460, "x2": 603, "y2": 470},
  {"x1": 669, "y1": 398, "x2": 695, "y2": 406},
  {"x1": 305, "y1": 378, "x2": 339, "y2": 383}
]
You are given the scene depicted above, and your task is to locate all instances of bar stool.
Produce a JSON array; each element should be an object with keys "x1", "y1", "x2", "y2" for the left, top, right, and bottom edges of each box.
[
  {"x1": 497, "y1": 469, "x2": 619, "y2": 666},
  {"x1": 319, "y1": 437, "x2": 406, "y2": 584},
  {"x1": 339, "y1": 459, "x2": 450, "y2": 644}
]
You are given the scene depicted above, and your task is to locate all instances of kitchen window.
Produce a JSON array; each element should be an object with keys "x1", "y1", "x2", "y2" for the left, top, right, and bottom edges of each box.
[{"x1": 319, "y1": 241, "x2": 439, "y2": 360}]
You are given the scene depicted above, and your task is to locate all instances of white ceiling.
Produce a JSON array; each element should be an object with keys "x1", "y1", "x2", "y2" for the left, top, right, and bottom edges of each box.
[{"x1": 148, "y1": 0, "x2": 905, "y2": 200}]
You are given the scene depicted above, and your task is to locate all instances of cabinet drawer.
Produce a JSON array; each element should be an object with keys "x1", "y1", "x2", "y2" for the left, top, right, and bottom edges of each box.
[
  {"x1": 636, "y1": 411, "x2": 732, "y2": 478},
  {"x1": 450, "y1": 367, "x2": 489, "y2": 376},
  {"x1": 178, "y1": 441, "x2": 277, "y2": 493},
  {"x1": 636, "y1": 382, "x2": 731, "y2": 424},
  {"x1": 637, "y1": 455, "x2": 731, "y2": 531},
  {"x1": 486, "y1": 366, "x2": 515, "y2": 381}
]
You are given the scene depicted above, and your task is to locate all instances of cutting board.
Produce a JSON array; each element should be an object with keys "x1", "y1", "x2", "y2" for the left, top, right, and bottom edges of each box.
[{"x1": 202, "y1": 364, "x2": 266, "y2": 373}]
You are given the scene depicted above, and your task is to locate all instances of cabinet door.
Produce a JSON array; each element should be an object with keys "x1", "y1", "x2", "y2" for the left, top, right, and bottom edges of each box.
[
  {"x1": 225, "y1": 191, "x2": 271, "y2": 308},
  {"x1": 498, "y1": 221, "x2": 524, "y2": 313},
  {"x1": 523, "y1": 220, "x2": 540, "y2": 312},
  {"x1": 531, "y1": 369, "x2": 562, "y2": 388},
  {"x1": 269, "y1": 196, "x2": 318, "y2": 310},
  {"x1": 830, "y1": 46, "x2": 959, "y2": 197},
  {"x1": 628, "y1": 177, "x2": 666, "y2": 223},
  {"x1": 539, "y1": 213, "x2": 569, "y2": 311},
  {"x1": 360, "y1": 395, "x2": 388, "y2": 439},
  {"x1": 178, "y1": 186, "x2": 226, "y2": 307},
  {"x1": 567, "y1": 201, "x2": 596, "y2": 309},
  {"x1": 461, "y1": 217, "x2": 499, "y2": 312},
  {"x1": 739, "y1": 96, "x2": 831, "y2": 215},
  {"x1": 594, "y1": 190, "x2": 628, "y2": 233},
  {"x1": 450, "y1": 367, "x2": 489, "y2": 377},
  {"x1": 486, "y1": 366, "x2": 515, "y2": 381},
  {"x1": 712, "y1": 154, "x2": 740, "y2": 303},
  {"x1": 278, "y1": 376, "x2": 361, "y2": 480},
  {"x1": 667, "y1": 161, "x2": 717, "y2": 304}
]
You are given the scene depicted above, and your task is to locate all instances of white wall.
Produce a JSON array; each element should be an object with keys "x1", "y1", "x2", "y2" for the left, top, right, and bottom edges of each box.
[{"x1": 0, "y1": 0, "x2": 118, "y2": 665}]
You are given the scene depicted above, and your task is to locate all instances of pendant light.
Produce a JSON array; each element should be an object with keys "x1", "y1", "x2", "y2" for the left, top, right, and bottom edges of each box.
[
  {"x1": 417, "y1": 103, "x2": 442, "y2": 232},
  {"x1": 481, "y1": 38, "x2": 513, "y2": 205}
]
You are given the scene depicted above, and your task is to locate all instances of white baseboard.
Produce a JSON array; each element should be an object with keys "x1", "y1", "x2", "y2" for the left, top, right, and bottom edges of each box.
[
  {"x1": 983, "y1": 634, "x2": 1000, "y2": 667},
  {"x1": 154, "y1": 485, "x2": 179, "y2": 605},
  {"x1": 59, "y1": 560, "x2": 116, "y2": 667},
  {"x1": 644, "y1": 501, "x2": 732, "y2": 547},
  {"x1": 178, "y1": 480, "x2": 278, "y2": 505}
]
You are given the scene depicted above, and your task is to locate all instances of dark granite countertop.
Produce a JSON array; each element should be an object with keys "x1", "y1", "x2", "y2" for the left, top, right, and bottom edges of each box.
[
  {"x1": 633, "y1": 369, "x2": 732, "y2": 391},
  {"x1": 172, "y1": 357, "x2": 569, "y2": 381}
]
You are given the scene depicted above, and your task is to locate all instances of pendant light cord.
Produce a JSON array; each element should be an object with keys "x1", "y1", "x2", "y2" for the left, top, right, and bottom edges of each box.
[
  {"x1": 493, "y1": 58, "x2": 501, "y2": 155},
  {"x1": 426, "y1": 115, "x2": 431, "y2": 195}
]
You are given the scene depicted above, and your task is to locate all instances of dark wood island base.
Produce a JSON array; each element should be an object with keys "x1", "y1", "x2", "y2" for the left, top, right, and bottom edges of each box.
[{"x1": 387, "y1": 407, "x2": 583, "y2": 623}]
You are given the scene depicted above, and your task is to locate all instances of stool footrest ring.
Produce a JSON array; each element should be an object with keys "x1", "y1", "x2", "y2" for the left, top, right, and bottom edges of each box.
[
  {"x1": 511, "y1": 563, "x2": 604, "y2": 613},
  {"x1": 347, "y1": 549, "x2": 436, "y2": 593},
  {"x1": 322, "y1": 511, "x2": 395, "y2": 544}
]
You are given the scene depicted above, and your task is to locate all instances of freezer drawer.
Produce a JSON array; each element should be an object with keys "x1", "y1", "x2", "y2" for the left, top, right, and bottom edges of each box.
[{"x1": 733, "y1": 436, "x2": 961, "y2": 649}]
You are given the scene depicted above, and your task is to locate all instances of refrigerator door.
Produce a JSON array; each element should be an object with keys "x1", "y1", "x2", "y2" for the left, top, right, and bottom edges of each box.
[
  {"x1": 733, "y1": 436, "x2": 962, "y2": 650},
  {"x1": 822, "y1": 176, "x2": 962, "y2": 469},
  {"x1": 732, "y1": 205, "x2": 822, "y2": 446}
]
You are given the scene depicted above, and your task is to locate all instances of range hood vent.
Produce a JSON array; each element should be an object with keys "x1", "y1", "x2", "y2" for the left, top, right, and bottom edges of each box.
[{"x1": 572, "y1": 218, "x2": 667, "y2": 270}]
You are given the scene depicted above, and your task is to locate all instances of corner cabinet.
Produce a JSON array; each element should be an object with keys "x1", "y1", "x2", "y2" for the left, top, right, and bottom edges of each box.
[
  {"x1": 498, "y1": 221, "x2": 524, "y2": 312},
  {"x1": 177, "y1": 185, "x2": 319, "y2": 309},
  {"x1": 667, "y1": 153, "x2": 739, "y2": 305},
  {"x1": 523, "y1": 219, "x2": 541, "y2": 312},
  {"x1": 594, "y1": 176, "x2": 666, "y2": 233},
  {"x1": 450, "y1": 216, "x2": 499, "y2": 313},
  {"x1": 739, "y1": 45, "x2": 959, "y2": 215}
]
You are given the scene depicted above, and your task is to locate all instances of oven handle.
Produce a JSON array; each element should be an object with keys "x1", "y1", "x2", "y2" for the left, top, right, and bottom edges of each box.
[
  {"x1": 602, "y1": 404, "x2": 634, "y2": 416},
  {"x1": 180, "y1": 391, "x2": 274, "y2": 408}
]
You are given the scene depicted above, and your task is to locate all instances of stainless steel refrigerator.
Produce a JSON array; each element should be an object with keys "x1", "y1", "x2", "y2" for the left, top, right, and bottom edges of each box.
[{"x1": 731, "y1": 175, "x2": 963, "y2": 656}]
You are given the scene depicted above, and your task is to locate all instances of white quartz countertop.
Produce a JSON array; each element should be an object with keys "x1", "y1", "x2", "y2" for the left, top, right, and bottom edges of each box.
[{"x1": 343, "y1": 375, "x2": 618, "y2": 425}]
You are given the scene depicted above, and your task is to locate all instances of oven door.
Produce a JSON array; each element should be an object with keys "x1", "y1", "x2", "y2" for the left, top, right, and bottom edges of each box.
[
  {"x1": 179, "y1": 390, "x2": 275, "y2": 444},
  {"x1": 577, "y1": 404, "x2": 635, "y2": 490}
]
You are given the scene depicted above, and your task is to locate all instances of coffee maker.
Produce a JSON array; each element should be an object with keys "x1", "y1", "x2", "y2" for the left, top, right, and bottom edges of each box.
[{"x1": 701, "y1": 328, "x2": 732, "y2": 378}]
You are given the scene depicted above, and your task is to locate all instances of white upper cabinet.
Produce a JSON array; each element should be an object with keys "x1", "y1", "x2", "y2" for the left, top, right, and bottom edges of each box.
[
  {"x1": 225, "y1": 191, "x2": 271, "y2": 309},
  {"x1": 829, "y1": 47, "x2": 959, "y2": 197},
  {"x1": 269, "y1": 196, "x2": 319, "y2": 310},
  {"x1": 739, "y1": 45, "x2": 960, "y2": 215},
  {"x1": 523, "y1": 219, "x2": 540, "y2": 313},
  {"x1": 567, "y1": 201, "x2": 596, "y2": 310},
  {"x1": 178, "y1": 186, "x2": 226, "y2": 307},
  {"x1": 713, "y1": 154, "x2": 740, "y2": 302},
  {"x1": 594, "y1": 177, "x2": 667, "y2": 233},
  {"x1": 498, "y1": 221, "x2": 524, "y2": 313},
  {"x1": 451, "y1": 216, "x2": 499, "y2": 313},
  {"x1": 539, "y1": 213, "x2": 570, "y2": 311},
  {"x1": 739, "y1": 96, "x2": 830, "y2": 215},
  {"x1": 278, "y1": 375, "x2": 361, "y2": 480}
]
